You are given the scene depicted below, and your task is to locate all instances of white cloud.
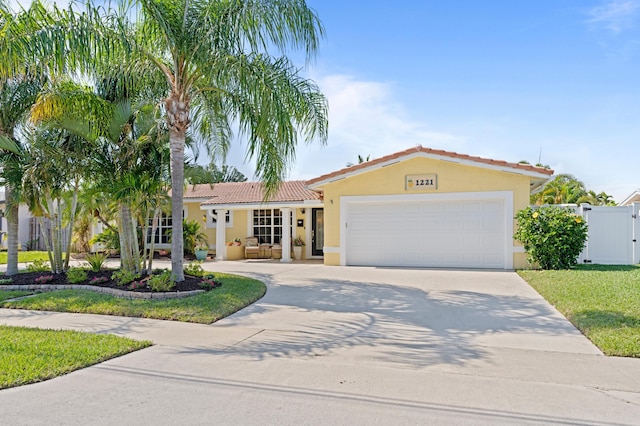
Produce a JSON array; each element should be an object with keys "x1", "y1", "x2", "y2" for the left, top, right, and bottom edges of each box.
[
  {"x1": 287, "y1": 74, "x2": 464, "y2": 180},
  {"x1": 587, "y1": 0, "x2": 640, "y2": 34}
]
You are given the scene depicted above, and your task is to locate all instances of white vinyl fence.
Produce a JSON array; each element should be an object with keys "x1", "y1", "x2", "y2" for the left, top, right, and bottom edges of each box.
[{"x1": 573, "y1": 203, "x2": 640, "y2": 265}]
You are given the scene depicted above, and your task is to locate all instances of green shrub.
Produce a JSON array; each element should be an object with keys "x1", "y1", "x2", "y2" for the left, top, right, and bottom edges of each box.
[
  {"x1": 0, "y1": 278, "x2": 12, "y2": 285},
  {"x1": 147, "y1": 270, "x2": 175, "y2": 292},
  {"x1": 184, "y1": 261, "x2": 204, "y2": 277},
  {"x1": 111, "y1": 269, "x2": 140, "y2": 286},
  {"x1": 171, "y1": 219, "x2": 207, "y2": 255},
  {"x1": 66, "y1": 268, "x2": 88, "y2": 284},
  {"x1": 85, "y1": 252, "x2": 108, "y2": 272},
  {"x1": 514, "y1": 206, "x2": 588, "y2": 269},
  {"x1": 89, "y1": 228, "x2": 120, "y2": 252},
  {"x1": 26, "y1": 258, "x2": 50, "y2": 272}
]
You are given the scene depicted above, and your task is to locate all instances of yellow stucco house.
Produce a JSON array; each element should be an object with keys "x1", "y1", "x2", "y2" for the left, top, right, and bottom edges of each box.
[{"x1": 177, "y1": 146, "x2": 553, "y2": 269}]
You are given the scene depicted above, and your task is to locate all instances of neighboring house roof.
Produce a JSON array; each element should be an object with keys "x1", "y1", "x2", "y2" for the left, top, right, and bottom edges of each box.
[
  {"x1": 620, "y1": 189, "x2": 640, "y2": 206},
  {"x1": 198, "y1": 181, "x2": 321, "y2": 207},
  {"x1": 306, "y1": 145, "x2": 554, "y2": 189}
]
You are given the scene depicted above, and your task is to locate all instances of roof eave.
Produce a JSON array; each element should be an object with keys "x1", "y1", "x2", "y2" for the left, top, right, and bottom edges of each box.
[
  {"x1": 307, "y1": 151, "x2": 553, "y2": 189},
  {"x1": 200, "y1": 200, "x2": 323, "y2": 210}
]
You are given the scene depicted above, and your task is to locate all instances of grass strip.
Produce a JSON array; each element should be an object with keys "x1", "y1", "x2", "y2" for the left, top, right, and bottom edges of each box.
[
  {"x1": 518, "y1": 265, "x2": 640, "y2": 357},
  {"x1": 0, "y1": 251, "x2": 50, "y2": 264},
  {"x1": 1, "y1": 273, "x2": 266, "y2": 324},
  {"x1": 0, "y1": 291, "x2": 32, "y2": 302},
  {"x1": 0, "y1": 325, "x2": 150, "y2": 389}
]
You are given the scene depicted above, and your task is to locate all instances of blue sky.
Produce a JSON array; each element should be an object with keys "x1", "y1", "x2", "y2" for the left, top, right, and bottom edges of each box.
[
  {"x1": 226, "y1": 0, "x2": 640, "y2": 202},
  {"x1": 9, "y1": 0, "x2": 640, "y2": 201}
]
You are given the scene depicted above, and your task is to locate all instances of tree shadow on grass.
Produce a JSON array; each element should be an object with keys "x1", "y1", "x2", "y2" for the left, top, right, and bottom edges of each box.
[
  {"x1": 572, "y1": 310, "x2": 640, "y2": 328},
  {"x1": 573, "y1": 265, "x2": 640, "y2": 272}
]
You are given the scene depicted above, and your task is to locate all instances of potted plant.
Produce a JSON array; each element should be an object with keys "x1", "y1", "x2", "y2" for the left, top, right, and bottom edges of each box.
[
  {"x1": 292, "y1": 236, "x2": 305, "y2": 260},
  {"x1": 194, "y1": 242, "x2": 209, "y2": 261},
  {"x1": 226, "y1": 238, "x2": 245, "y2": 260}
]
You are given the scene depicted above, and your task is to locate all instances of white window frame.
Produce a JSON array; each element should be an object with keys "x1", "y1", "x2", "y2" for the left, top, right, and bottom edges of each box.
[
  {"x1": 146, "y1": 207, "x2": 187, "y2": 247},
  {"x1": 252, "y1": 209, "x2": 283, "y2": 244},
  {"x1": 205, "y1": 210, "x2": 233, "y2": 229}
]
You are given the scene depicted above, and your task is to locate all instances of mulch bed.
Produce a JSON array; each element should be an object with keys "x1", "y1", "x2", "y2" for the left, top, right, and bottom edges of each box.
[{"x1": 0, "y1": 270, "x2": 205, "y2": 293}]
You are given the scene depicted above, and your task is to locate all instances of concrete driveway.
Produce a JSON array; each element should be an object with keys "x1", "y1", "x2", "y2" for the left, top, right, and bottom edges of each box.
[{"x1": 1, "y1": 261, "x2": 639, "y2": 425}]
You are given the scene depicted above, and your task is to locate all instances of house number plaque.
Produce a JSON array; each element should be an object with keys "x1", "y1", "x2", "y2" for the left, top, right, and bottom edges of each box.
[{"x1": 406, "y1": 174, "x2": 437, "y2": 191}]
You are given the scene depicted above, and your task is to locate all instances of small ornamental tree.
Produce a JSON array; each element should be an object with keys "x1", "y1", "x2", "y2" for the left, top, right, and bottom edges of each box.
[{"x1": 514, "y1": 206, "x2": 588, "y2": 269}]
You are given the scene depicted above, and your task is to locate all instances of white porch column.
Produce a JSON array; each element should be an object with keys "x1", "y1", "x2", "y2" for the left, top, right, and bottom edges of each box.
[
  {"x1": 215, "y1": 209, "x2": 227, "y2": 261},
  {"x1": 281, "y1": 207, "x2": 292, "y2": 263}
]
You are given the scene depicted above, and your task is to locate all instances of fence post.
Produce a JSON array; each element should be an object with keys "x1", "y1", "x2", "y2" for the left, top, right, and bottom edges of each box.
[
  {"x1": 633, "y1": 203, "x2": 640, "y2": 265},
  {"x1": 578, "y1": 203, "x2": 589, "y2": 264}
]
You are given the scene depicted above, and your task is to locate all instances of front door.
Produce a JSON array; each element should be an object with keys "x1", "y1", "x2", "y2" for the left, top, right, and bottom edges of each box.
[{"x1": 311, "y1": 208, "x2": 324, "y2": 257}]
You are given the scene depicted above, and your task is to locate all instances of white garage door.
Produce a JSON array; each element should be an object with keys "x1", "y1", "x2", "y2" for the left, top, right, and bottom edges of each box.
[{"x1": 345, "y1": 198, "x2": 506, "y2": 268}]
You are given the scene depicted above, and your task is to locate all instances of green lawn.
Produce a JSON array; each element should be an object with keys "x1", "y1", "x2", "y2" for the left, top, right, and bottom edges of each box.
[
  {"x1": 0, "y1": 251, "x2": 50, "y2": 264},
  {"x1": 518, "y1": 265, "x2": 640, "y2": 357},
  {"x1": 0, "y1": 291, "x2": 31, "y2": 302},
  {"x1": 0, "y1": 273, "x2": 266, "y2": 324},
  {"x1": 0, "y1": 325, "x2": 150, "y2": 389}
]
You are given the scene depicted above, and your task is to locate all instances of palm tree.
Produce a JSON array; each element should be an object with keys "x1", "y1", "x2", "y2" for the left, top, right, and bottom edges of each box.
[
  {"x1": 1, "y1": 0, "x2": 328, "y2": 281},
  {"x1": 129, "y1": 0, "x2": 328, "y2": 281},
  {"x1": 32, "y1": 79, "x2": 168, "y2": 274},
  {"x1": 0, "y1": 75, "x2": 42, "y2": 275},
  {"x1": 576, "y1": 190, "x2": 617, "y2": 206},
  {"x1": 531, "y1": 174, "x2": 587, "y2": 205}
]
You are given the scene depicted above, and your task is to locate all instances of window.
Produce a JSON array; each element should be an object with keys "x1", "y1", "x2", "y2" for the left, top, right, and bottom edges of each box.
[
  {"x1": 205, "y1": 210, "x2": 233, "y2": 229},
  {"x1": 253, "y1": 209, "x2": 283, "y2": 244},
  {"x1": 146, "y1": 208, "x2": 186, "y2": 246},
  {"x1": 147, "y1": 212, "x2": 172, "y2": 245}
]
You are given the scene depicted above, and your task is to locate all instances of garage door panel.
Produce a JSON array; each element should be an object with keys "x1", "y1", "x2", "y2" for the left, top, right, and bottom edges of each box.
[{"x1": 346, "y1": 198, "x2": 505, "y2": 269}]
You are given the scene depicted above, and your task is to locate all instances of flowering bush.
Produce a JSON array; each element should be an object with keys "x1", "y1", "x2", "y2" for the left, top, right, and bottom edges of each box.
[
  {"x1": 34, "y1": 275, "x2": 54, "y2": 284},
  {"x1": 199, "y1": 274, "x2": 221, "y2": 291},
  {"x1": 128, "y1": 280, "x2": 147, "y2": 291},
  {"x1": 514, "y1": 206, "x2": 588, "y2": 269},
  {"x1": 89, "y1": 276, "x2": 109, "y2": 285}
]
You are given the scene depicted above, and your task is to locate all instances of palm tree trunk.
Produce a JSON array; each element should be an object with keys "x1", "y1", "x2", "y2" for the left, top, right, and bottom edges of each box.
[
  {"x1": 167, "y1": 100, "x2": 188, "y2": 282},
  {"x1": 130, "y1": 207, "x2": 141, "y2": 274},
  {"x1": 147, "y1": 207, "x2": 160, "y2": 272},
  {"x1": 37, "y1": 216, "x2": 55, "y2": 270},
  {"x1": 118, "y1": 202, "x2": 133, "y2": 272},
  {"x1": 142, "y1": 210, "x2": 150, "y2": 273},
  {"x1": 5, "y1": 184, "x2": 19, "y2": 276},
  {"x1": 45, "y1": 195, "x2": 63, "y2": 274},
  {"x1": 63, "y1": 181, "x2": 79, "y2": 271},
  {"x1": 54, "y1": 198, "x2": 64, "y2": 274}
]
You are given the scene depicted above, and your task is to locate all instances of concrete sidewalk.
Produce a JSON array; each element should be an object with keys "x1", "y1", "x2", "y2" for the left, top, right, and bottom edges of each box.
[{"x1": 1, "y1": 261, "x2": 639, "y2": 424}]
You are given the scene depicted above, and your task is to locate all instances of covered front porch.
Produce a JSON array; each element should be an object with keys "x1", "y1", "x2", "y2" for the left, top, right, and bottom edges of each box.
[
  {"x1": 195, "y1": 180, "x2": 325, "y2": 263},
  {"x1": 201, "y1": 204, "x2": 324, "y2": 263}
]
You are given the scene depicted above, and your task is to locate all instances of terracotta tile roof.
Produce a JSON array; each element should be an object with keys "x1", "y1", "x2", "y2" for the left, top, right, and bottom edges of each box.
[
  {"x1": 195, "y1": 181, "x2": 321, "y2": 206},
  {"x1": 306, "y1": 145, "x2": 554, "y2": 187}
]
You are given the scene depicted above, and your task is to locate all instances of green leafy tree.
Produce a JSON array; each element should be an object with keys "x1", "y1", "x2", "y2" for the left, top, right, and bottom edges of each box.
[
  {"x1": 514, "y1": 206, "x2": 588, "y2": 270},
  {"x1": 185, "y1": 163, "x2": 247, "y2": 185}
]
